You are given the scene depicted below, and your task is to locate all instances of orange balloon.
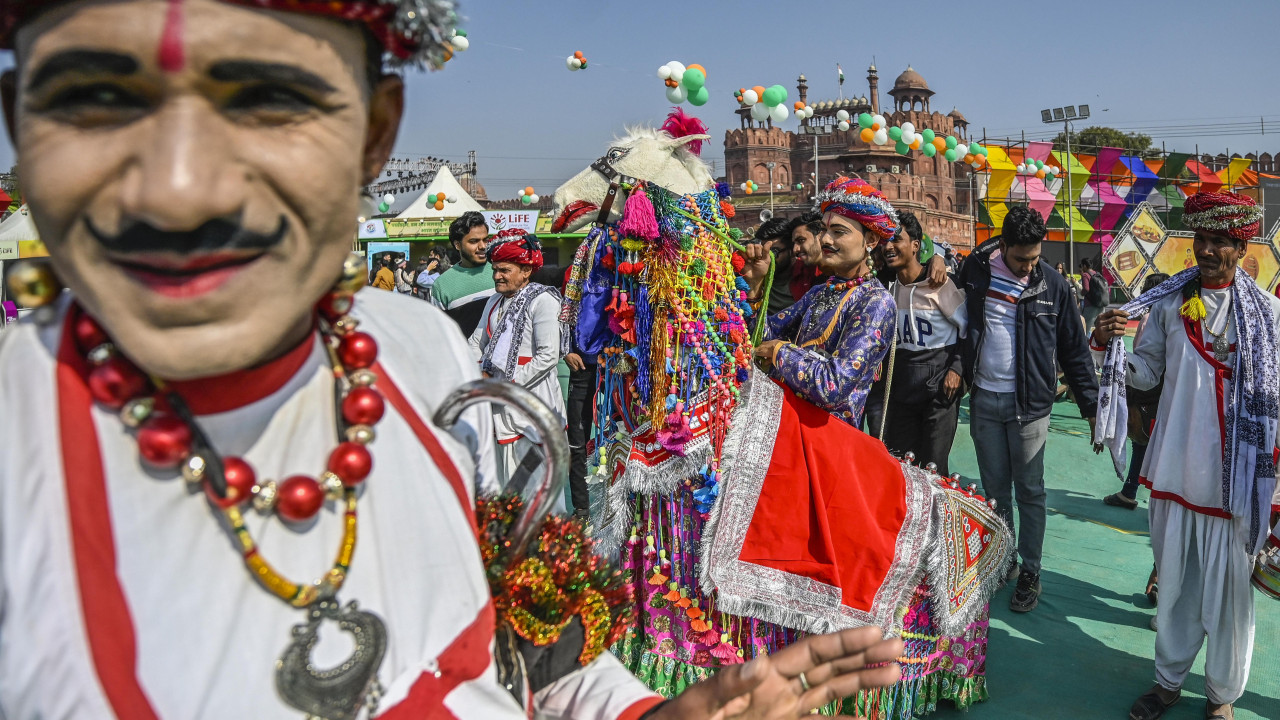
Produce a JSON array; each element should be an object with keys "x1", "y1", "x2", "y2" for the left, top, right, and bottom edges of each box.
[
  {"x1": 574, "y1": 51, "x2": 584, "y2": 59},
  {"x1": 752, "y1": 85, "x2": 766, "y2": 99},
  {"x1": 910, "y1": 137, "x2": 922, "y2": 150},
  {"x1": 436, "y1": 191, "x2": 446, "y2": 200},
  {"x1": 687, "y1": 63, "x2": 706, "y2": 78},
  {"x1": 1035, "y1": 169, "x2": 1046, "y2": 179},
  {"x1": 524, "y1": 186, "x2": 535, "y2": 196},
  {"x1": 744, "y1": 187, "x2": 753, "y2": 194},
  {"x1": 859, "y1": 128, "x2": 874, "y2": 143},
  {"x1": 435, "y1": 201, "x2": 445, "y2": 211},
  {"x1": 933, "y1": 138, "x2": 946, "y2": 151},
  {"x1": 964, "y1": 154, "x2": 974, "y2": 163}
]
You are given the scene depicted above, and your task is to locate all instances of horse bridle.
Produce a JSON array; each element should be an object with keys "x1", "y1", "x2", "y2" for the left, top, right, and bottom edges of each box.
[{"x1": 588, "y1": 154, "x2": 636, "y2": 226}]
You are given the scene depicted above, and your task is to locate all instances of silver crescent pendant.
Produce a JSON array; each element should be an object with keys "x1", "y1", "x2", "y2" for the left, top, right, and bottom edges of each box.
[{"x1": 276, "y1": 598, "x2": 388, "y2": 720}]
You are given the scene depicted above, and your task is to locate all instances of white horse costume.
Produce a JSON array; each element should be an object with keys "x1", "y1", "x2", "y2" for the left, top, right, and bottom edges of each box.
[{"x1": 553, "y1": 110, "x2": 1012, "y2": 715}]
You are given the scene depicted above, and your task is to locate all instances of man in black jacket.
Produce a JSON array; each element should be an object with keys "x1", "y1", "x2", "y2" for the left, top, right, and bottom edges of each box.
[{"x1": 957, "y1": 206, "x2": 1099, "y2": 613}]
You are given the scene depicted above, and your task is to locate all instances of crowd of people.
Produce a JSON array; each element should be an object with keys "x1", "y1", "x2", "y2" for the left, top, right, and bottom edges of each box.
[{"x1": 0, "y1": 2, "x2": 1277, "y2": 720}]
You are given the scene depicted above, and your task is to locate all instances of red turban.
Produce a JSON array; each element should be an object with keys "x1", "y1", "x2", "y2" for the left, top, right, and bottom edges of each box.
[
  {"x1": 0, "y1": 0, "x2": 460, "y2": 68},
  {"x1": 488, "y1": 229, "x2": 543, "y2": 271},
  {"x1": 1183, "y1": 190, "x2": 1263, "y2": 241}
]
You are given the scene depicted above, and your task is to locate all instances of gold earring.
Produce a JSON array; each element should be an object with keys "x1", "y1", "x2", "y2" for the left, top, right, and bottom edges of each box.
[{"x1": 7, "y1": 260, "x2": 61, "y2": 308}]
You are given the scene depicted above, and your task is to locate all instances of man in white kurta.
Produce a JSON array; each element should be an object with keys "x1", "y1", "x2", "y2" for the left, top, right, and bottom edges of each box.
[
  {"x1": 467, "y1": 232, "x2": 567, "y2": 494},
  {"x1": 0, "y1": 289, "x2": 657, "y2": 719},
  {"x1": 1093, "y1": 191, "x2": 1280, "y2": 720}
]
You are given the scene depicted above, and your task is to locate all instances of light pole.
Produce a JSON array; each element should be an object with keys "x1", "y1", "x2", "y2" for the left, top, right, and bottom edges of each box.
[
  {"x1": 766, "y1": 162, "x2": 776, "y2": 212},
  {"x1": 1041, "y1": 104, "x2": 1090, "y2": 275}
]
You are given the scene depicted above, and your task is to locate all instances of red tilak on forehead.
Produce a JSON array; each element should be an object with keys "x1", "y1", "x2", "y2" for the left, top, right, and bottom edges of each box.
[{"x1": 158, "y1": 0, "x2": 185, "y2": 72}]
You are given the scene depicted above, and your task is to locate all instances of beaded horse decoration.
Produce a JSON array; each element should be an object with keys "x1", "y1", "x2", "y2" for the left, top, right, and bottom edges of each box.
[{"x1": 554, "y1": 109, "x2": 755, "y2": 555}]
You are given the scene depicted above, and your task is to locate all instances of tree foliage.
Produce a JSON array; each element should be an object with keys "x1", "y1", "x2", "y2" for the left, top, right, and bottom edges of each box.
[{"x1": 1052, "y1": 126, "x2": 1154, "y2": 156}]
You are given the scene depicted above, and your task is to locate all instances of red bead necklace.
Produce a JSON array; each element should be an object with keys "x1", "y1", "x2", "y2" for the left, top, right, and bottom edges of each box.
[
  {"x1": 825, "y1": 275, "x2": 869, "y2": 293},
  {"x1": 74, "y1": 289, "x2": 383, "y2": 524}
]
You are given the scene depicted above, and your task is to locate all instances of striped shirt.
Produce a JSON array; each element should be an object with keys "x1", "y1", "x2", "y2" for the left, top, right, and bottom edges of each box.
[{"x1": 975, "y1": 250, "x2": 1030, "y2": 393}]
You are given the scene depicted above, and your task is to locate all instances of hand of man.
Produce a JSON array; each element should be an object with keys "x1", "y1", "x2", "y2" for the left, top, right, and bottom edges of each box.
[
  {"x1": 565, "y1": 352, "x2": 586, "y2": 372},
  {"x1": 740, "y1": 243, "x2": 773, "y2": 294},
  {"x1": 648, "y1": 626, "x2": 903, "y2": 720},
  {"x1": 942, "y1": 370, "x2": 962, "y2": 400},
  {"x1": 1092, "y1": 309, "x2": 1129, "y2": 347},
  {"x1": 926, "y1": 254, "x2": 948, "y2": 288},
  {"x1": 754, "y1": 339, "x2": 784, "y2": 372},
  {"x1": 1086, "y1": 416, "x2": 1099, "y2": 452}
]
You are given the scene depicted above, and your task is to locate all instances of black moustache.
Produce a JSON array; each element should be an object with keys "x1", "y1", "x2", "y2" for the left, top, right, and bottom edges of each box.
[{"x1": 86, "y1": 216, "x2": 288, "y2": 255}]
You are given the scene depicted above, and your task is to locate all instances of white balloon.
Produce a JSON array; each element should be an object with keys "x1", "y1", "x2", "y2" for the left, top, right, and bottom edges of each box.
[
  {"x1": 741, "y1": 182, "x2": 749, "y2": 190},
  {"x1": 901, "y1": 122, "x2": 915, "y2": 135},
  {"x1": 529, "y1": 194, "x2": 540, "y2": 203},
  {"x1": 874, "y1": 114, "x2": 887, "y2": 128},
  {"x1": 837, "y1": 120, "x2": 851, "y2": 132},
  {"x1": 382, "y1": 193, "x2": 395, "y2": 204},
  {"x1": 742, "y1": 89, "x2": 759, "y2": 105},
  {"x1": 770, "y1": 104, "x2": 789, "y2": 123},
  {"x1": 666, "y1": 61, "x2": 685, "y2": 83},
  {"x1": 955, "y1": 143, "x2": 969, "y2": 156},
  {"x1": 901, "y1": 130, "x2": 916, "y2": 145},
  {"x1": 806, "y1": 107, "x2": 816, "y2": 118},
  {"x1": 1016, "y1": 164, "x2": 1027, "y2": 173},
  {"x1": 836, "y1": 109, "x2": 850, "y2": 122},
  {"x1": 447, "y1": 196, "x2": 458, "y2": 203},
  {"x1": 750, "y1": 103, "x2": 770, "y2": 122},
  {"x1": 451, "y1": 35, "x2": 469, "y2": 51},
  {"x1": 873, "y1": 128, "x2": 889, "y2": 145},
  {"x1": 657, "y1": 65, "x2": 672, "y2": 80},
  {"x1": 666, "y1": 85, "x2": 688, "y2": 103}
]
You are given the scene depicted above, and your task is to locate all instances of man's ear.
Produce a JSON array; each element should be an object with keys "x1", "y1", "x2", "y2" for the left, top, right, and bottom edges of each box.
[
  {"x1": 2, "y1": 70, "x2": 18, "y2": 149},
  {"x1": 361, "y1": 75, "x2": 405, "y2": 185}
]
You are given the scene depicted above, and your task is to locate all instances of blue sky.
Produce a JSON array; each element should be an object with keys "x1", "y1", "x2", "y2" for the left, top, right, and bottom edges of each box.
[{"x1": 3, "y1": 0, "x2": 1278, "y2": 202}]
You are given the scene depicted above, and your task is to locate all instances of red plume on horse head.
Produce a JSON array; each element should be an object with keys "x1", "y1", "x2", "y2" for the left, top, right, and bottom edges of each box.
[{"x1": 661, "y1": 107, "x2": 709, "y2": 156}]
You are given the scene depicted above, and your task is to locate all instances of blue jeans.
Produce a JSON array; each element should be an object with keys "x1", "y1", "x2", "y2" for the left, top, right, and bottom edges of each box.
[{"x1": 969, "y1": 387, "x2": 1051, "y2": 575}]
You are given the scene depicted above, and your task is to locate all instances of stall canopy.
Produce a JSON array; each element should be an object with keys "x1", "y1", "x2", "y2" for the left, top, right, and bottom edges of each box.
[
  {"x1": 0, "y1": 206, "x2": 40, "y2": 242},
  {"x1": 395, "y1": 166, "x2": 485, "y2": 218}
]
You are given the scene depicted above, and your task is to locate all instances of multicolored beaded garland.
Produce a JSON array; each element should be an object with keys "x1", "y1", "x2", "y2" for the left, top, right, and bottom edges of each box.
[{"x1": 72, "y1": 254, "x2": 379, "y2": 607}]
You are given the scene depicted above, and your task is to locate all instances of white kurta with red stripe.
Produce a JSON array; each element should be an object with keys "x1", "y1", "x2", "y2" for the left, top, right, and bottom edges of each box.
[{"x1": 0, "y1": 289, "x2": 658, "y2": 720}]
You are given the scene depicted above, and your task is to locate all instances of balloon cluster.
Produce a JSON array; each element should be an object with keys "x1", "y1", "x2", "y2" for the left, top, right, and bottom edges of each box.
[
  {"x1": 1017, "y1": 159, "x2": 1060, "y2": 180},
  {"x1": 831, "y1": 110, "x2": 990, "y2": 167},
  {"x1": 657, "y1": 62, "x2": 710, "y2": 106},
  {"x1": 519, "y1": 186, "x2": 541, "y2": 205},
  {"x1": 740, "y1": 180, "x2": 760, "y2": 195},
  {"x1": 735, "y1": 84, "x2": 791, "y2": 124},
  {"x1": 793, "y1": 101, "x2": 815, "y2": 121},
  {"x1": 566, "y1": 51, "x2": 587, "y2": 71},
  {"x1": 424, "y1": 191, "x2": 452, "y2": 212},
  {"x1": 449, "y1": 29, "x2": 469, "y2": 52},
  {"x1": 377, "y1": 193, "x2": 395, "y2": 213}
]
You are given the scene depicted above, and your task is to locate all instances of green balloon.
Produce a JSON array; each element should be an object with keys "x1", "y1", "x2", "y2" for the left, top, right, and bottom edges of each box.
[
  {"x1": 771, "y1": 84, "x2": 788, "y2": 103},
  {"x1": 378, "y1": 201, "x2": 389, "y2": 212},
  {"x1": 888, "y1": 126, "x2": 902, "y2": 141},
  {"x1": 428, "y1": 194, "x2": 438, "y2": 204},
  {"x1": 921, "y1": 128, "x2": 935, "y2": 143},
  {"x1": 923, "y1": 144, "x2": 937, "y2": 157},
  {"x1": 520, "y1": 195, "x2": 532, "y2": 205},
  {"x1": 688, "y1": 86, "x2": 710, "y2": 106},
  {"x1": 857, "y1": 112, "x2": 873, "y2": 129},
  {"x1": 894, "y1": 140, "x2": 909, "y2": 155},
  {"x1": 945, "y1": 136, "x2": 958, "y2": 149},
  {"x1": 943, "y1": 148, "x2": 958, "y2": 162},
  {"x1": 682, "y1": 68, "x2": 705, "y2": 91},
  {"x1": 761, "y1": 86, "x2": 783, "y2": 107},
  {"x1": 1034, "y1": 160, "x2": 1044, "y2": 170}
]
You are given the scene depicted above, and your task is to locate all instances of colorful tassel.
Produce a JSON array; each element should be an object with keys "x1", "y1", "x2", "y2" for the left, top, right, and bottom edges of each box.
[
  {"x1": 1180, "y1": 292, "x2": 1207, "y2": 321},
  {"x1": 618, "y1": 185, "x2": 660, "y2": 241}
]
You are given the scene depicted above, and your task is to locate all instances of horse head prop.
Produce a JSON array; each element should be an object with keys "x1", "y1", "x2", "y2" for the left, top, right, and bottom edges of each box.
[{"x1": 551, "y1": 108, "x2": 714, "y2": 232}]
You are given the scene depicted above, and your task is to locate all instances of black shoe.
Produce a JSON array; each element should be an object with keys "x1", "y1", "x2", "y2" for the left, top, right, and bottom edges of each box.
[
  {"x1": 1005, "y1": 562, "x2": 1020, "y2": 583},
  {"x1": 1009, "y1": 570, "x2": 1041, "y2": 613},
  {"x1": 1104, "y1": 492, "x2": 1139, "y2": 509}
]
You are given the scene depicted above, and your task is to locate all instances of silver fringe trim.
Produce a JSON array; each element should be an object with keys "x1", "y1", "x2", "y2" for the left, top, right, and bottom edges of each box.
[
  {"x1": 922, "y1": 488, "x2": 1015, "y2": 637},
  {"x1": 700, "y1": 370, "x2": 934, "y2": 636}
]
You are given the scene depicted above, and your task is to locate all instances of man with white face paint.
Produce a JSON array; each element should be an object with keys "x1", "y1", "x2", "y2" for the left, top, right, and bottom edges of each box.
[{"x1": 0, "y1": 1, "x2": 903, "y2": 718}]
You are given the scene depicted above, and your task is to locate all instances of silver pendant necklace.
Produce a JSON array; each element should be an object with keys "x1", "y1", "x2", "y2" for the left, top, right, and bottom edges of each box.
[
  {"x1": 276, "y1": 597, "x2": 388, "y2": 720},
  {"x1": 1204, "y1": 294, "x2": 1233, "y2": 363}
]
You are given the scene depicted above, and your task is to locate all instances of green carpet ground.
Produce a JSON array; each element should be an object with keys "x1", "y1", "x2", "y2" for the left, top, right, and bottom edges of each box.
[{"x1": 932, "y1": 398, "x2": 1280, "y2": 719}]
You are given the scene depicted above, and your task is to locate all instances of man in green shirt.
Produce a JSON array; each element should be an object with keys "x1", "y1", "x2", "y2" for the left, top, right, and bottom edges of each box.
[{"x1": 431, "y1": 211, "x2": 495, "y2": 336}]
